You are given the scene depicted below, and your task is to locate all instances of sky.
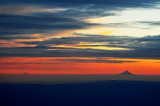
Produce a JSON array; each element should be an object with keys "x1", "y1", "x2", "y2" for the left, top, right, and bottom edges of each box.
[{"x1": 0, "y1": 0, "x2": 160, "y2": 75}]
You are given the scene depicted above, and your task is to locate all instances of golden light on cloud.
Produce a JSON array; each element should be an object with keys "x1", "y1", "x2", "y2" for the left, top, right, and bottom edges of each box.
[
  {"x1": 50, "y1": 44, "x2": 131, "y2": 51},
  {"x1": 0, "y1": 6, "x2": 68, "y2": 14},
  {"x1": 13, "y1": 30, "x2": 76, "y2": 43},
  {"x1": 86, "y1": 16, "x2": 109, "y2": 24},
  {"x1": 75, "y1": 27, "x2": 113, "y2": 35},
  {"x1": 0, "y1": 40, "x2": 36, "y2": 48}
]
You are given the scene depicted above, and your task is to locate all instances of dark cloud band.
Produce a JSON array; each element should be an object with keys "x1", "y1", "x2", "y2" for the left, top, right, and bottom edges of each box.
[{"x1": 0, "y1": 35, "x2": 160, "y2": 59}]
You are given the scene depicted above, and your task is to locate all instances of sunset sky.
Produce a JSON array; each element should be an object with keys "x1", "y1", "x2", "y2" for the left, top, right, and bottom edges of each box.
[{"x1": 0, "y1": 0, "x2": 160, "y2": 75}]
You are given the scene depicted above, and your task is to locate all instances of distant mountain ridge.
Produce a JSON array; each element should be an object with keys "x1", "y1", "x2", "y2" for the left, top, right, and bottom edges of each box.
[{"x1": 119, "y1": 71, "x2": 134, "y2": 75}]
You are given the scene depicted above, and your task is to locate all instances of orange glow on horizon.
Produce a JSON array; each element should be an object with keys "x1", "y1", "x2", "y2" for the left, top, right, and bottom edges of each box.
[{"x1": 0, "y1": 57, "x2": 160, "y2": 75}]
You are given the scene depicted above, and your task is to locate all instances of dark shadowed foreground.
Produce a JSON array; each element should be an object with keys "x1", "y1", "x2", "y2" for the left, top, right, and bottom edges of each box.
[
  {"x1": 0, "y1": 74, "x2": 160, "y2": 106},
  {"x1": 0, "y1": 81, "x2": 160, "y2": 106}
]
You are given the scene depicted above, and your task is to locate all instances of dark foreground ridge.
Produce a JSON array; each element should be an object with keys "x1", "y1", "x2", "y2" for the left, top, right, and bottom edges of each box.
[
  {"x1": 0, "y1": 80, "x2": 160, "y2": 106},
  {"x1": 1, "y1": 74, "x2": 160, "y2": 84}
]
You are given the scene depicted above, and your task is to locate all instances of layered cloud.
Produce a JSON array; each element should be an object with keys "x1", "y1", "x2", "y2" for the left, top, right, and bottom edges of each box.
[
  {"x1": 0, "y1": 0, "x2": 159, "y2": 8},
  {"x1": 0, "y1": 34, "x2": 160, "y2": 59},
  {"x1": 0, "y1": 0, "x2": 160, "y2": 37},
  {"x1": 0, "y1": 14, "x2": 97, "y2": 36},
  {"x1": 0, "y1": 0, "x2": 160, "y2": 61}
]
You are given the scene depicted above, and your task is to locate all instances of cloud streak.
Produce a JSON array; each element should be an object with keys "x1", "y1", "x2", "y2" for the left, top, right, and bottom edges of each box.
[
  {"x1": 0, "y1": 35, "x2": 160, "y2": 59},
  {"x1": 1, "y1": 0, "x2": 159, "y2": 8},
  {"x1": 0, "y1": 14, "x2": 97, "y2": 36}
]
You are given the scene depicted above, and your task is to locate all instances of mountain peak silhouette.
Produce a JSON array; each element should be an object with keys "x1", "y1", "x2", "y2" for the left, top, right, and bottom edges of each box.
[
  {"x1": 119, "y1": 71, "x2": 134, "y2": 75},
  {"x1": 23, "y1": 72, "x2": 28, "y2": 75}
]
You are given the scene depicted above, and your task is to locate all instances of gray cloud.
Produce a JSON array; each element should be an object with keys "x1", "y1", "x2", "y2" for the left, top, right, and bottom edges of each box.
[
  {"x1": 0, "y1": 35, "x2": 160, "y2": 59},
  {"x1": 0, "y1": 57, "x2": 136, "y2": 64},
  {"x1": 0, "y1": 14, "x2": 96, "y2": 36},
  {"x1": 30, "y1": 10, "x2": 116, "y2": 19},
  {"x1": 54, "y1": 58, "x2": 136, "y2": 63},
  {"x1": 0, "y1": 0, "x2": 159, "y2": 39},
  {"x1": 101, "y1": 21, "x2": 160, "y2": 29},
  {"x1": 0, "y1": 34, "x2": 37, "y2": 39},
  {"x1": 138, "y1": 21, "x2": 160, "y2": 26},
  {"x1": 0, "y1": 0, "x2": 159, "y2": 8},
  {"x1": 23, "y1": 34, "x2": 135, "y2": 45}
]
